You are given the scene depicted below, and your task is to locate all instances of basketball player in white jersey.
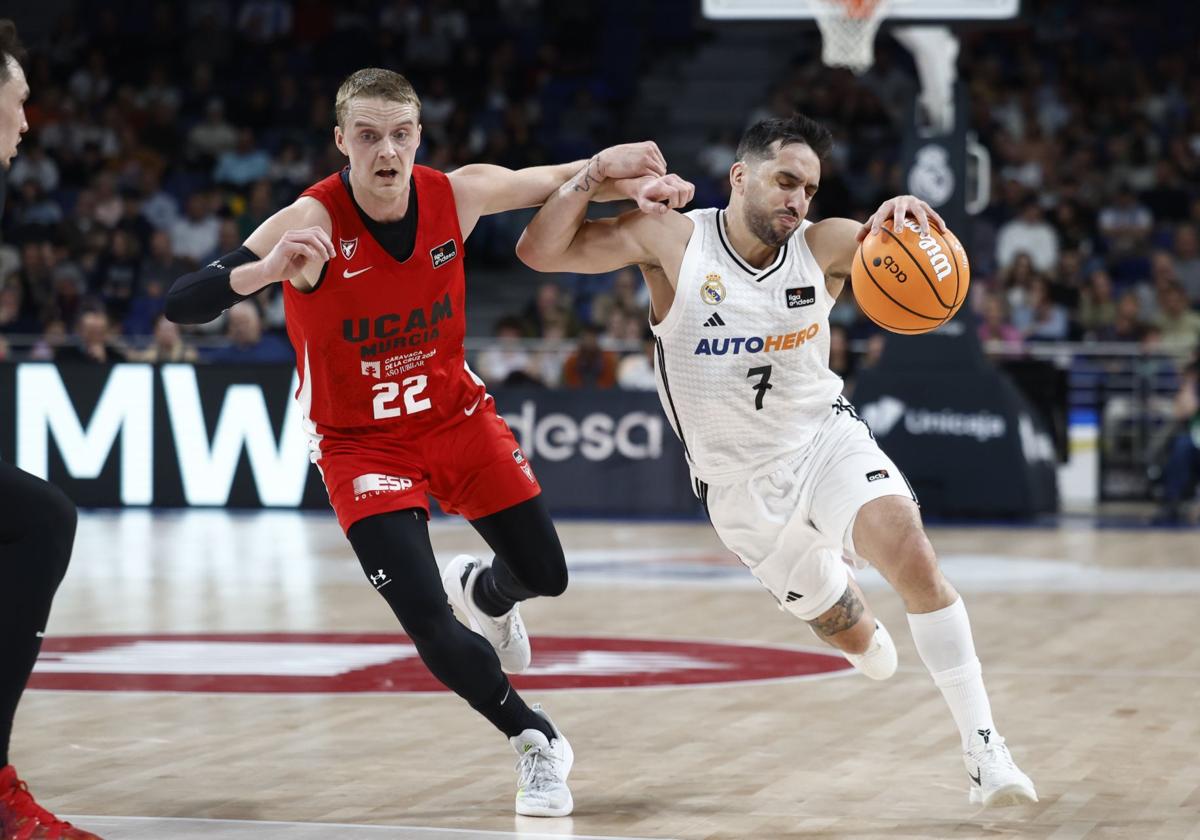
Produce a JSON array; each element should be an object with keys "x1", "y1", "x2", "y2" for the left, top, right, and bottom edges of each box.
[{"x1": 516, "y1": 113, "x2": 1037, "y2": 808}]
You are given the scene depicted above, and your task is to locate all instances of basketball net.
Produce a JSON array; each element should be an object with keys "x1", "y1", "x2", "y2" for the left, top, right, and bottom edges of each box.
[{"x1": 811, "y1": 0, "x2": 893, "y2": 75}]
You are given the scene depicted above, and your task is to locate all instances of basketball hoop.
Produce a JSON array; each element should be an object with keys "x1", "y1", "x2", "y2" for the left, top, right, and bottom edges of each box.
[{"x1": 811, "y1": 0, "x2": 893, "y2": 74}]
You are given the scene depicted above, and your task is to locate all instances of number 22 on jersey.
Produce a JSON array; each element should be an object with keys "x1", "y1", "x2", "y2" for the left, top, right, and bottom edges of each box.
[{"x1": 372, "y1": 375, "x2": 432, "y2": 419}]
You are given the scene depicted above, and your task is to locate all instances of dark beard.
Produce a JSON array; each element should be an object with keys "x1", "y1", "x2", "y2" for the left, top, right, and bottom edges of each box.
[{"x1": 743, "y1": 203, "x2": 797, "y2": 249}]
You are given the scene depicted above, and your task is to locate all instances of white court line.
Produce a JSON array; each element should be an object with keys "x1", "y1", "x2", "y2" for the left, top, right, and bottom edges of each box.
[
  {"x1": 63, "y1": 815, "x2": 675, "y2": 840},
  {"x1": 899, "y1": 665, "x2": 1200, "y2": 680}
]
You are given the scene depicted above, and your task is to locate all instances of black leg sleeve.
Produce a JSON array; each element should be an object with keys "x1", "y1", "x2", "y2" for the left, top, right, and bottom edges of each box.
[
  {"x1": 469, "y1": 495, "x2": 568, "y2": 617},
  {"x1": 0, "y1": 462, "x2": 78, "y2": 766},
  {"x1": 346, "y1": 508, "x2": 549, "y2": 739}
]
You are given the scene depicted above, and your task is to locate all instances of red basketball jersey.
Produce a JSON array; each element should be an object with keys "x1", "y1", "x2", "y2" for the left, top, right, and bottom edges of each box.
[{"x1": 283, "y1": 165, "x2": 485, "y2": 432}]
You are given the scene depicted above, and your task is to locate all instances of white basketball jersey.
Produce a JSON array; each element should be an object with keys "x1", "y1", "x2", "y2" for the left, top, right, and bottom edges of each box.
[{"x1": 651, "y1": 207, "x2": 844, "y2": 483}]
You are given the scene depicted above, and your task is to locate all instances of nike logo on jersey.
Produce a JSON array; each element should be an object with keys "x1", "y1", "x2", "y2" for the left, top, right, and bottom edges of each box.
[
  {"x1": 464, "y1": 397, "x2": 483, "y2": 416},
  {"x1": 343, "y1": 266, "x2": 373, "y2": 278},
  {"x1": 702, "y1": 313, "x2": 726, "y2": 328}
]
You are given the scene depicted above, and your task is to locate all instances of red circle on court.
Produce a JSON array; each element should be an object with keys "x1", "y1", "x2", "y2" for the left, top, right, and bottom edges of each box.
[{"x1": 29, "y1": 633, "x2": 850, "y2": 693}]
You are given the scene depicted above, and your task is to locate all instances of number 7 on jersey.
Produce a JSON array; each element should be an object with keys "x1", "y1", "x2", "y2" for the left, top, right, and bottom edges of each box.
[{"x1": 747, "y1": 365, "x2": 773, "y2": 410}]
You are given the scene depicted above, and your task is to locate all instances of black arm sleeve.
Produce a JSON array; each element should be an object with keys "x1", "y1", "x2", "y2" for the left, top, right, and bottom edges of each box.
[{"x1": 164, "y1": 246, "x2": 262, "y2": 325}]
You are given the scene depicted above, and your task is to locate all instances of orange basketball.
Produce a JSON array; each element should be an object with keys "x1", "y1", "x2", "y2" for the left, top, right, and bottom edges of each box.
[{"x1": 851, "y1": 218, "x2": 970, "y2": 334}]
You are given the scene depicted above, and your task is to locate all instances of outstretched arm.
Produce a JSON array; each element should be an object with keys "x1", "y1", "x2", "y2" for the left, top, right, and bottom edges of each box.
[
  {"x1": 515, "y1": 152, "x2": 694, "y2": 275},
  {"x1": 449, "y1": 143, "x2": 670, "y2": 238},
  {"x1": 165, "y1": 197, "x2": 333, "y2": 324}
]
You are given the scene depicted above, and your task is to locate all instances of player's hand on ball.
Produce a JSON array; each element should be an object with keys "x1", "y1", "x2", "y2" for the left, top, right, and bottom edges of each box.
[
  {"x1": 857, "y1": 195, "x2": 946, "y2": 242},
  {"x1": 634, "y1": 173, "x2": 694, "y2": 215},
  {"x1": 598, "y1": 141, "x2": 668, "y2": 181},
  {"x1": 263, "y1": 226, "x2": 336, "y2": 283}
]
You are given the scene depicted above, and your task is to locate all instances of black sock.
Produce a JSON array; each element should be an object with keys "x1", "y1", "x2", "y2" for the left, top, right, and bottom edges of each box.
[
  {"x1": 472, "y1": 563, "x2": 519, "y2": 617},
  {"x1": 469, "y1": 679, "x2": 555, "y2": 741}
]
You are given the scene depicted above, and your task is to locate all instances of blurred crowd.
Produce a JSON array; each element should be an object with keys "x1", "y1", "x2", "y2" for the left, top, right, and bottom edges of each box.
[
  {"x1": 722, "y1": 0, "x2": 1200, "y2": 363},
  {"x1": 0, "y1": 0, "x2": 687, "y2": 368},
  {"x1": 0, "y1": 0, "x2": 1198, "y2": 393}
]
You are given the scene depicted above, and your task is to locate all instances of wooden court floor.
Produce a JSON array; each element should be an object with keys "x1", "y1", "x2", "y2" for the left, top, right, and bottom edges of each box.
[{"x1": 10, "y1": 510, "x2": 1200, "y2": 839}]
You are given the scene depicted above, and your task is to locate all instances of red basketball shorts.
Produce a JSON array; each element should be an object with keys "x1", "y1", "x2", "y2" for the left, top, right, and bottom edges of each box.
[{"x1": 311, "y1": 399, "x2": 541, "y2": 532}]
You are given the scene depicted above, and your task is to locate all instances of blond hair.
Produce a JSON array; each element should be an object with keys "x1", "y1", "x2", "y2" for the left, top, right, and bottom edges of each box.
[{"x1": 335, "y1": 68, "x2": 420, "y2": 127}]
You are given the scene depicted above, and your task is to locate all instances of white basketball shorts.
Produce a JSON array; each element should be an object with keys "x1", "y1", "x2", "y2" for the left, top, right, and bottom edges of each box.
[{"x1": 699, "y1": 396, "x2": 917, "y2": 621}]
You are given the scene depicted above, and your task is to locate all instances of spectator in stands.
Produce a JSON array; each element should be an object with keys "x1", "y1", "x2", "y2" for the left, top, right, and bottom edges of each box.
[
  {"x1": 475, "y1": 315, "x2": 539, "y2": 387},
  {"x1": 533, "y1": 322, "x2": 569, "y2": 388},
  {"x1": 617, "y1": 332, "x2": 657, "y2": 391},
  {"x1": 996, "y1": 198, "x2": 1059, "y2": 274},
  {"x1": 7, "y1": 138, "x2": 58, "y2": 192},
  {"x1": 1020, "y1": 278, "x2": 1070, "y2": 342},
  {"x1": 128, "y1": 313, "x2": 197, "y2": 363},
  {"x1": 604, "y1": 309, "x2": 643, "y2": 345},
  {"x1": 1002, "y1": 252, "x2": 1038, "y2": 315},
  {"x1": 28, "y1": 319, "x2": 66, "y2": 361},
  {"x1": 202, "y1": 300, "x2": 293, "y2": 364},
  {"x1": 1155, "y1": 358, "x2": 1200, "y2": 525},
  {"x1": 523, "y1": 280, "x2": 578, "y2": 338},
  {"x1": 170, "y1": 191, "x2": 221, "y2": 265},
  {"x1": 57, "y1": 309, "x2": 125, "y2": 363},
  {"x1": 94, "y1": 227, "x2": 140, "y2": 322},
  {"x1": 138, "y1": 168, "x2": 179, "y2": 232},
  {"x1": 268, "y1": 141, "x2": 312, "y2": 192},
  {"x1": 1172, "y1": 224, "x2": 1200, "y2": 305},
  {"x1": 187, "y1": 98, "x2": 238, "y2": 165},
  {"x1": 214, "y1": 128, "x2": 271, "y2": 188},
  {"x1": 1154, "y1": 281, "x2": 1200, "y2": 356},
  {"x1": 590, "y1": 266, "x2": 643, "y2": 329},
  {"x1": 1098, "y1": 188, "x2": 1154, "y2": 256},
  {"x1": 561, "y1": 323, "x2": 617, "y2": 389},
  {"x1": 1095, "y1": 291, "x2": 1146, "y2": 344},
  {"x1": 1078, "y1": 269, "x2": 1117, "y2": 338},
  {"x1": 978, "y1": 290, "x2": 1023, "y2": 346},
  {"x1": 237, "y1": 179, "x2": 275, "y2": 240},
  {"x1": 0, "y1": 283, "x2": 37, "y2": 336},
  {"x1": 11, "y1": 179, "x2": 61, "y2": 227},
  {"x1": 49, "y1": 261, "x2": 87, "y2": 330},
  {"x1": 206, "y1": 218, "x2": 241, "y2": 265},
  {"x1": 138, "y1": 229, "x2": 190, "y2": 299}
]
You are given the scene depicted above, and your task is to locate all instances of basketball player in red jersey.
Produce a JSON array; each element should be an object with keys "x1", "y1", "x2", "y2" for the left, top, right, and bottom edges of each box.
[{"x1": 166, "y1": 68, "x2": 691, "y2": 817}]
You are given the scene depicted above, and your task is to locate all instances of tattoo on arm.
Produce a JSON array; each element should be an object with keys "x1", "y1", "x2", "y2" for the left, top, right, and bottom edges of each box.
[
  {"x1": 807, "y1": 586, "x2": 864, "y2": 637},
  {"x1": 571, "y1": 156, "x2": 602, "y2": 194}
]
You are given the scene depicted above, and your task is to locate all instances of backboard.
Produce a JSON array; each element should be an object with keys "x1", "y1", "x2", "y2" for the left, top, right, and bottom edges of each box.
[{"x1": 702, "y1": 0, "x2": 1019, "y2": 20}]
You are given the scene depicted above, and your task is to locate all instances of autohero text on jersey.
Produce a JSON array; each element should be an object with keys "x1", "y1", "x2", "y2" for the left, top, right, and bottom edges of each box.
[{"x1": 694, "y1": 323, "x2": 820, "y2": 356}]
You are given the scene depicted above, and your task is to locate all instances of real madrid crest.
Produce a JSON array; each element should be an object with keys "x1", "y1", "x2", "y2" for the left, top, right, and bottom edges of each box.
[{"x1": 701, "y1": 273, "x2": 726, "y2": 305}]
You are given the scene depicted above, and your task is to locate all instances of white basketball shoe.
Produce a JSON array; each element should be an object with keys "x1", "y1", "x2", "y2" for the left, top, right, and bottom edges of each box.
[
  {"x1": 442, "y1": 554, "x2": 531, "y2": 674},
  {"x1": 510, "y1": 704, "x2": 574, "y2": 817},
  {"x1": 841, "y1": 620, "x2": 898, "y2": 680},
  {"x1": 965, "y1": 728, "x2": 1038, "y2": 807}
]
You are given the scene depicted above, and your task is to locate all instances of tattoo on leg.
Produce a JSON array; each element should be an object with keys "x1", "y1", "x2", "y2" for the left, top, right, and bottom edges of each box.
[{"x1": 808, "y1": 587, "x2": 864, "y2": 637}]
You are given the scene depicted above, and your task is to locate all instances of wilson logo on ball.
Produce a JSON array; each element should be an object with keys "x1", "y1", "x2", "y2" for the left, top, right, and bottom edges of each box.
[{"x1": 852, "y1": 219, "x2": 970, "y2": 336}]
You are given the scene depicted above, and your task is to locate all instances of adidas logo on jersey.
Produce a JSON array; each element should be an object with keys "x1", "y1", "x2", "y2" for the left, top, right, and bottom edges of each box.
[{"x1": 702, "y1": 313, "x2": 726, "y2": 328}]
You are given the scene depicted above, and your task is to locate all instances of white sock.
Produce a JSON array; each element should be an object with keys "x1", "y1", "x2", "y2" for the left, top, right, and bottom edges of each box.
[{"x1": 907, "y1": 597, "x2": 996, "y2": 750}]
